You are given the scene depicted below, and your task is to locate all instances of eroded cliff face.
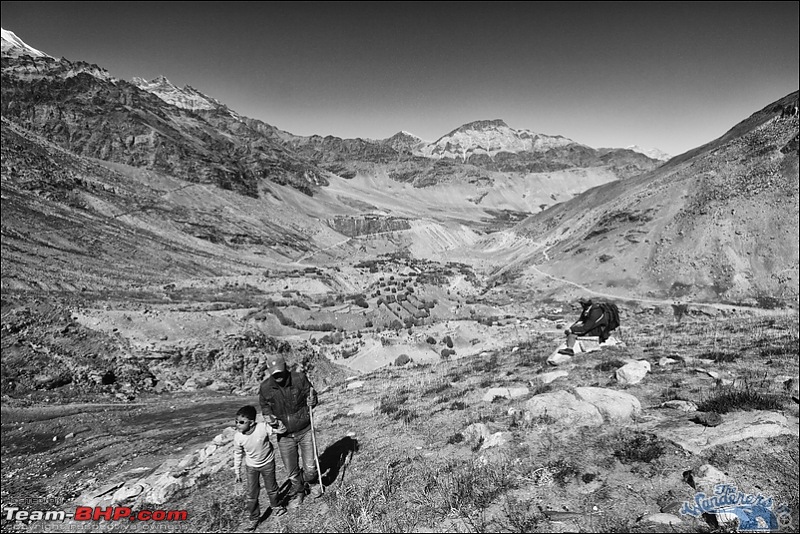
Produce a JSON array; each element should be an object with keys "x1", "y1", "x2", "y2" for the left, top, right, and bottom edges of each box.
[{"x1": 328, "y1": 215, "x2": 412, "y2": 237}]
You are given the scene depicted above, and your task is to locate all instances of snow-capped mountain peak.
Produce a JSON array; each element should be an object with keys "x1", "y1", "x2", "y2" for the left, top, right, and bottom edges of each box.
[
  {"x1": 131, "y1": 75, "x2": 231, "y2": 114},
  {"x1": 1, "y1": 27, "x2": 52, "y2": 59},
  {"x1": 626, "y1": 145, "x2": 671, "y2": 161},
  {"x1": 419, "y1": 119, "x2": 578, "y2": 161}
]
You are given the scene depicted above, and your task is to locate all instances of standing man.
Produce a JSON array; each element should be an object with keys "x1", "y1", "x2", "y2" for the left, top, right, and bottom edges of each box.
[{"x1": 259, "y1": 354, "x2": 321, "y2": 509}]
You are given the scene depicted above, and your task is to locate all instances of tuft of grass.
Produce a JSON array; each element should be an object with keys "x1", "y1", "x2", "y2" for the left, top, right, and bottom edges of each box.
[
  {"x1": 379, "y1": 393, "x2": 409, "y2": 416},
  {"x1": 420, "y1": 457, "x2": 516, "y2": 516},
  {"x1": 446, "y1": 433, "x2": 464, "y2": 445},
  {"x1": 497, "y1": 497, "x2": 544, "y2": 533},
  {"x1": 595, "y1": 359, "x2": 626, "y2": 372},
  {"x1": 392, "y1": 408, "x2": 419, "y2": 424},
  {"x1": 472, "y1": 353, "x2": 499, "y2": 373},
  {"x1": 613, "y1": 432, "x2": 665, "y2": 464},
  {"x1": 530, "y1": 382, "x2": 552, "y2": 396},
  {"x1": 697, "y1": 388, "x2": 785, "y2": 414},
  {"x1": 524, "y1": 414, "x2": 557, "y2": 427},
  {"x1": 422, "y1": 380, "x2": 451, "y2": 396},
  {"x1": 449, "y1": 400, "x2": 466, "y2": 411},
  {"x1": 545, "y1": 458, "x2": 580, "y2": 487},
  {"x1": 698, "y1": 350, "x2": 738, "y2": 363}
]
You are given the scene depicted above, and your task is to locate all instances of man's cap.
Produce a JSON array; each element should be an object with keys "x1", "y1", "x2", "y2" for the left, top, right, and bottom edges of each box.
[
  {"x1": 578, "y1": 296, "x2": 593, "y2": 305},
  {"x1": 267, "y1": 355, "x2": 287, "y2": 376}
]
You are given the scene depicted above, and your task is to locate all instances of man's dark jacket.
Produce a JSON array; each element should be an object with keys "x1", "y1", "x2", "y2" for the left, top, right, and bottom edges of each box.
[
  {"x1": 259, "y1": 371, "x2": 314, "y2": 434},
  {"x1": 570, "y1": 304, "x2": 609, "y2": 340}
]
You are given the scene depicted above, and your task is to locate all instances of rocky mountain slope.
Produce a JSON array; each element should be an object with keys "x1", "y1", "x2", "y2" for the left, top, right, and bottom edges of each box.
[
  {"x1": 0, "y1": 45, "x2": 329, "y2": 198},
  {"x1": 510, "y1": 91, "x2": 800, "y2": 307}
]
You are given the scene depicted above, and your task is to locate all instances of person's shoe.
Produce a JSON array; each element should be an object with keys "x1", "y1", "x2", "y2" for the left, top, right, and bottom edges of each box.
[
  {"x1": 557, "y1": 347, "x2": 574, "y2": 356},
  {"x1": 271, "y1": 506, "x2": 287, "y2": 517},
  {"x1": 287, "y1": 492, "x2": 305, "y2": 509}
]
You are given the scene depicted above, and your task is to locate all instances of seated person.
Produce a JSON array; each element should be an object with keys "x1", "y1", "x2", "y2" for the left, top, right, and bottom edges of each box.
[{"x1": 559, "y1": 297, "x2": 610, "y2": 355}]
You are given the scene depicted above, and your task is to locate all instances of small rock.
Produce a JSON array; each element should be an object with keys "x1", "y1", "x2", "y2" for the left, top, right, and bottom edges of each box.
[
  {"x1": 112, "y1": 484, "x2": 144, "y2": 504},
  {"x1": 686, "y1": 464, "x2": 729, "y2": 493},
  {"x1": 346, "y1": 380, "x2": 365, "y2": 391},
  {"x1": 463, "y1": 423, "x2": 491, "y2": 446},
  {"x1": 659, "y1": 357, "x2": 677, "y2": 367},
  {"x1": 481, "y1": 431, "x2": 512, "y2": 450},
  {"x1": 546, "y1": 352, "x2": 573, "y2": 366},
  {"x1": 616, "y1": 360, "x2": 650, "y2": 385},
  {"x1": 691, "y1": 412, "x2": 723, "y2": 427},
  {"x1": 65, "y1": 432, "x2": 75, "y2": 439}
]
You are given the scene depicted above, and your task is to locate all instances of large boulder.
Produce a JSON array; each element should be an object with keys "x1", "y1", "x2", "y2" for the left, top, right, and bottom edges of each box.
[
  {"x1": 523, "y1": 390, "x2": 604, "y2": 427},
  {"x1": 644, "y1": 410, "x2": 795, "y2": 454},
  {"x1": 573, "y1": 387, "x2": 641, "y2": 422}
]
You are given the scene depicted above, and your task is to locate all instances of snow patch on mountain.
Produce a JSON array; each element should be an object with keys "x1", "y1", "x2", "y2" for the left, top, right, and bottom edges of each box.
[
  {"x1": 418, "y1": 119, "x2": 579, "y2": 161},
  {"x1": 626, "y1": 145, "x2": 671, "y2": 161},
  {"x1": 1, "y1": 28, "x2": 52, "y2": 59},
  {"x1": 131, "y1": 75, "x2": 235, "y2": 115}
]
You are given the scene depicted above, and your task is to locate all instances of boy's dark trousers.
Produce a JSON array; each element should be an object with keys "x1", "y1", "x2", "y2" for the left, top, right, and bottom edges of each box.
[{"x1": 245, "y1": 463, "x2": 280, "y2": 520}]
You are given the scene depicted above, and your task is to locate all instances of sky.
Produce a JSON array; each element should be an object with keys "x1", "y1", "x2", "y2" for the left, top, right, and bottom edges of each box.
[{"x1": 1, "y1": 1, "x2": 798, "y2": 156}]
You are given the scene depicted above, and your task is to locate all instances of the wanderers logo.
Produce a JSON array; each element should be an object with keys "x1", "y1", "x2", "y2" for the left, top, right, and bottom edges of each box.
[{"x1": 680, "y1": 483, "x2": 792, "y2": 532}]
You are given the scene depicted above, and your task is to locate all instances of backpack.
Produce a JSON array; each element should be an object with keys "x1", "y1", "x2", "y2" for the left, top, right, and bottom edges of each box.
[{"x1": 597, "y1": 302, "x2": 620, "y2": 339}]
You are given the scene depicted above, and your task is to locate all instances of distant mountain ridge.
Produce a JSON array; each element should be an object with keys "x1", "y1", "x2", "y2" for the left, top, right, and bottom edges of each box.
[
  {"x1": 417, "y1": 118, "x2": 577, "y2": 161},
  {"x1": 625, "y1": 145, "x2": 671, "y2": 162}
]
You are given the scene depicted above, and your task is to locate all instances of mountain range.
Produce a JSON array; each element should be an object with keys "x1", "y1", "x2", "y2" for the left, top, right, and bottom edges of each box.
[{"x1": 1, "y1": 27, "x2": 798, "y2": 306}]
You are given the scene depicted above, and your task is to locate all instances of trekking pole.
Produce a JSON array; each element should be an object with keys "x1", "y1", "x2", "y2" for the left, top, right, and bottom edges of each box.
[{"x1": 308, "y1": 388, "x2": 325, "y2": 495}]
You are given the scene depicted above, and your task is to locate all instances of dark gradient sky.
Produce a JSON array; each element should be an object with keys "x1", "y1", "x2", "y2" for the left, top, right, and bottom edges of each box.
[{"x1": 2, "y1": 1, "x2": 798, "y2": 155}]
